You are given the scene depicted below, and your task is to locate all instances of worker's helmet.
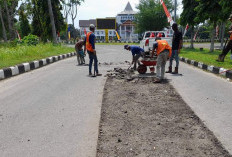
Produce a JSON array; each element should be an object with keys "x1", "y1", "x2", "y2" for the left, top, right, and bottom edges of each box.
[
  {"x1": 89, "y1": 24, "x2": 95, "y2": 30},
  {"x1": 124, "y1": 45, "x2": 129, "y2": 50}
]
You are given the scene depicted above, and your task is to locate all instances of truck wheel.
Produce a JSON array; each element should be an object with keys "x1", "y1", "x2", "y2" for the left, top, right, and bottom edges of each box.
[{"x1": 137, "y1": 65, "x2": 147, "y2": 74}]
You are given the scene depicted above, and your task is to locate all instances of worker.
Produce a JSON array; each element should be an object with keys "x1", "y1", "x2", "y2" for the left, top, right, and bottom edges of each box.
[
  {"x1": 85, "y1": 24, "x2": 102, "y2": 76},
  {"x1": 124, "y1": 45, "x2": 145, "y2": 70},
  {"x1": 151, "y1": 37, "x2": 172, "y2": 83},
  {"x1": 217, "y1": 14, "x2": 232, "y2": 62},
  {"x1": 166, "y1": 23, "x2": 183, "y2": 74},
  {"x1": 75, "y1": 38, "x2": 86, "y2": 65}
]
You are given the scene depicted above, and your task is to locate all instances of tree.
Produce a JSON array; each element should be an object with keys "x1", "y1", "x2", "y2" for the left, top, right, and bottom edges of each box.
[
  {"x1": 219, "y1": 0, "x2": 232, "y2": 20},
  {"x1": 135, "y1": 0, "x2": 174, "y2": 34},
  {"x1": 180, "y1": 0, "x2": 199, "y2": 48},
  {"x1": 0, "y1": 4, "x2": 7, "y2": 41},
  {"x1": 218, "y1": 0, "x2": 232, "y2": 49},
  {"x1": 194, "y1": 0, "x2": 222, "y2": 52},
  {"x1": 30, "y1": 0, "x2": 65, "y2": 42},
  {"x1": 19, "y1": 9, "x2": 31, "y2": 38},
  {"x1": 70, "y1": 0, "x2": 83, "y2": 27},
  {"x1": 61, "y1": 0, "x2": 84, "y2": 27},
  {"x1": 61, "y1": 0, "x2": 71, "y2": 23},
  {"x1": 47, "y1": 0, "x2": 58, "y2": 44},
  {"x1": 4, "y1": 0, "x2": 18, "y2": 40}
]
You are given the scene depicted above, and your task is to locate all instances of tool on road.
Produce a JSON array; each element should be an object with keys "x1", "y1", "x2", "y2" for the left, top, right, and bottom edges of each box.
[
  {"x1": 91, "y1": 59, "x2": 97, "y2": 77},
  {"x1": 126, "y1": 61, "x2": 133, "y2": 81}
]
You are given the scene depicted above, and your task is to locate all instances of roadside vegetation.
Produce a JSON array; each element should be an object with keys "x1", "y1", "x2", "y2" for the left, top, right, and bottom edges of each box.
[
  {"x1": 180, "y1": 48, "x2": 232, "y2": 69},
  {"x1": 0, "y1": 43, "x2": 73, "y2": 69}
]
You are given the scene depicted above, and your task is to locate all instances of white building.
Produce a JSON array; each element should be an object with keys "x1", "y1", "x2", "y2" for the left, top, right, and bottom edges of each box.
[{"x1": 116, "y1": 2, "x2": 138, "y2": 41}]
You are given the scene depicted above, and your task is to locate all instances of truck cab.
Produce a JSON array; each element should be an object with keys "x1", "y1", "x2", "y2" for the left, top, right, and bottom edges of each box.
[{"x1": 140, "y1": 31, "x2": 173, "y2": 53}]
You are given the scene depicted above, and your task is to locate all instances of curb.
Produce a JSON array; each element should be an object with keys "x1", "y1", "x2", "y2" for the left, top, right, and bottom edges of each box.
[
  {"x1": 180, "y1": 57, "x2": 232, "y2": 80},
  {"x1": 0, "y1": 52, "x2": 76, "y2": 81}
]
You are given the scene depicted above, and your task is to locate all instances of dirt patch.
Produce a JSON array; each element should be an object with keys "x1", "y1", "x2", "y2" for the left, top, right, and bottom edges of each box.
[{"x1": 96, "y1": 77, "x2": 231, "y2": 157}]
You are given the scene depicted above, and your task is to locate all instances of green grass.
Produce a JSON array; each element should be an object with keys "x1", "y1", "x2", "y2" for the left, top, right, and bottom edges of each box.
[
  {"x1": 180, "y1": 48, "x2": 232, "y2": 69},
  {"x1": 96, "y1": 42, "x2": 139, "y2": 45},
  {"x1": 0, "y1": 44, "x2": 74, "y2": 69}
]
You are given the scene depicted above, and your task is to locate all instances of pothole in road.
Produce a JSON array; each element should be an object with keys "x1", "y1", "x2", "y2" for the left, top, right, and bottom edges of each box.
[{"x1": 96, "y1": 77, "x2": 231, "y2": 156}]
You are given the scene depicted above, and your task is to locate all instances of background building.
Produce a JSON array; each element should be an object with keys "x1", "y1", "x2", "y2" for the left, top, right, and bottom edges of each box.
[
  {"x1": 79, "y1": 2, "x2": 138, "y2": 41},
  {"x1": 116, "y1": 2, "x2": 138, "y2": 41},
  {"x1": 79, "y1": 19, "x2": 116, "y2": 41}
]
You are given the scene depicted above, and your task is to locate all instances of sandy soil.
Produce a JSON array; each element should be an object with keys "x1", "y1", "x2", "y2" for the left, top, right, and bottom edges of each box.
[{"x1": 96, "y1": 76, "x2": 231, "y2": 157}]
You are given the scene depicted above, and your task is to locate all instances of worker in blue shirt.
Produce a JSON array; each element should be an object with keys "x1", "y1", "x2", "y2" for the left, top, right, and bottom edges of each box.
[{"x1": 124, "y1": 45, "x2": 145, "y2": 70}]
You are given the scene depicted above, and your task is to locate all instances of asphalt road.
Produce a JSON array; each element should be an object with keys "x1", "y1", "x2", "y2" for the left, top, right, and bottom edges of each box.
[
  {"x1": 0, "y1": 45, "x2": 231, "y2": 156},
  {"x1": 166, "y1": 62, "x2": 232, "y2": 154},
  {"x1": 0, "y1": 45, "x2": 130, "y2": 157}
]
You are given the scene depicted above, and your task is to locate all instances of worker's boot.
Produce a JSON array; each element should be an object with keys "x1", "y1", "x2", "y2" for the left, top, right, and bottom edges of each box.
[
  {"x1": 172, "y1": 67, "x2": 178, "y2": 74},
  {"x1": 166, "y1": 66, "x2": 172, "y2": 73},
  {"x1": 216, "y1": 54, "x2": 225, "y2": 62}
]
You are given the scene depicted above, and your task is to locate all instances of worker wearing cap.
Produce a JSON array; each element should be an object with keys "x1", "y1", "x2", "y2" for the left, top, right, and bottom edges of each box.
[
  {"x1": 124, "y1": 45, "x2": 145, "y2": 70},
  {"x1": 217, "y1": 14, "x2": 232, "y2": 62},
  {"x1": 151, "y1": 37, "x2": 172, "y2": 83},
  {"x1": 85, "y1": 24, "x2": 102, "y2": 76}
]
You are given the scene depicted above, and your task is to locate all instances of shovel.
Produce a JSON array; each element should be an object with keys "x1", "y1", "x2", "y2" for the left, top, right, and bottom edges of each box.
[
  {"x1": 91, "y1": 58, "x2": 97, "y2": 77},
  {"x1": 126, "y1": 64, "x2": 133, "y2": 81}
]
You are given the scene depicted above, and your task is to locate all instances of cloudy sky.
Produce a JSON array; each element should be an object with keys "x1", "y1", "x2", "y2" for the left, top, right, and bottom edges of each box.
[{"x1": 71, "y1": 0, "x2": 183, "y2": 28}]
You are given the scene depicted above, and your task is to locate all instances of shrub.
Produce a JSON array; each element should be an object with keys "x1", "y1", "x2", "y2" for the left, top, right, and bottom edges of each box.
[{"x1": 22, "y1": 34, "x2": 39, "y2": 46}]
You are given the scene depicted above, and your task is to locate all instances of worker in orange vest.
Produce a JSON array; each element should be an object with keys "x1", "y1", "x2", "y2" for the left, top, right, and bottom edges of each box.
[
  {"x1": 217, "y1": 14, "x2": 232, "y2": 62},
  {"x1": 151, "y1": 37, "x2": 172, "y2": 83},
  {"x1": 85, "y1": 24, "x2": 102, "y2": 76}
]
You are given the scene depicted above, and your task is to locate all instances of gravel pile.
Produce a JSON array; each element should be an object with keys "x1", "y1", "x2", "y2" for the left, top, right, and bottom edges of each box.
[{"x1": 105, "y1": 68, "x2": 135, "y2": 80}]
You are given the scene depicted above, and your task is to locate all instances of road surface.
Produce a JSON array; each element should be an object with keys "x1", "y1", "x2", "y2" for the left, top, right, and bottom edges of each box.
[
  {"x1": 0, "y1": 45, "x2": 231, "y2": 156},
  {"x1": 166, "y1": 62, "x2": 232, "y2": 154},
  {"x1": 0, "y1": 45, "x2": 130, "y2": 157}
]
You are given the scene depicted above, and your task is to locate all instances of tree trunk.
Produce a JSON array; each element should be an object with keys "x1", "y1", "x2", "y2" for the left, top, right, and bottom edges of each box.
[
  {"x1": 210, "y1": 23, "x2": 216, "y2": 52},
  {"x1": 190, "y1": 25, "x2": 194, "y2": 49},
  {"x1": 47, "y1": 0, "x2": 57, "y2": 44},
  {"x1": 220, "y1": 22, "x2": 225, "y2": 50},
  {"x1": 0, "y1": 5, "x2": 7, "y2": 42},
  {"x1": 72, "y1": 17, "x2": 74, "y2": 28},
  {"x1": 4, "y1": 0, "x2": 13, "y2": 40},
  {"x1": 9, "y1": 1, "x2": 17, "y2": 39}
]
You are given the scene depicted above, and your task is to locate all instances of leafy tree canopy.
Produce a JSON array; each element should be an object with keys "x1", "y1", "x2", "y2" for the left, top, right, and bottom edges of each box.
[{"x1": 135, "y1": 0, "x2": 174, "y2": 34}]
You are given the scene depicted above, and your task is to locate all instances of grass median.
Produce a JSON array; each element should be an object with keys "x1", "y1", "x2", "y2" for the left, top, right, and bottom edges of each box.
[
  {"x1": 180, "y1": 48, "x2": 232, "y2": 69},
  {"x1": 0, "y1": 44, "x2": 74, "y2": 69}
]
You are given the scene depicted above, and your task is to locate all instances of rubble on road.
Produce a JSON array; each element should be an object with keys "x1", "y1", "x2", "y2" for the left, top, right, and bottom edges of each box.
[{"x1": 104, "y1": 67, "x2": 135, "y2": 81}]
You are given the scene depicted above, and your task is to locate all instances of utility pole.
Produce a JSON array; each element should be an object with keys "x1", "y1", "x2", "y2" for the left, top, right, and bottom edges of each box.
[{"x1": 174, "y1": 0, "x2": 177, "y2": 22}]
